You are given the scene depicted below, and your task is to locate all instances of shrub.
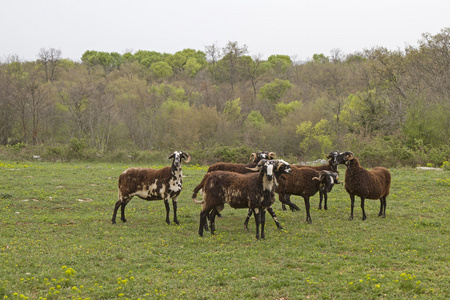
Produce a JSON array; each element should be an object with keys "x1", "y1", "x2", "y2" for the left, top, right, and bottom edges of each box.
[{"x1": 442, "y1": 161, "x2": 450, "y2": 171}]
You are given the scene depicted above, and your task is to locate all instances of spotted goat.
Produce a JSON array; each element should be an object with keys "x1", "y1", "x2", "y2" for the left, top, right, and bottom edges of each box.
[
  {"x1": 112, "y1": 151, "x2": 190, "y2": 225},
  {"x1": 194, "y1": 159, "x2": 292, "y2": 240}
]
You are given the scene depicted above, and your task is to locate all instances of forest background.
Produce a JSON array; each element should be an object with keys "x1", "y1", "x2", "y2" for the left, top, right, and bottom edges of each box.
[{"x1": 1, "y1": 28, "x2": 449, "y2": 167}]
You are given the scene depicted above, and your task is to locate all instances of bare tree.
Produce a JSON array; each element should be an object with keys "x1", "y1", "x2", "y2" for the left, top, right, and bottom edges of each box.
[
  {"x1": 222, "y1": 41, "x2": 248, "y2": 91},
  {"x1": 38, "y1": 48, "x2": 62, "y2": 82}
]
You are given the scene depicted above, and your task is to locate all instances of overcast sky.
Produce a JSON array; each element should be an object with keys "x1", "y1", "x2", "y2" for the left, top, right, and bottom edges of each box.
[{"x1": 1, "y1": 0, "x2": 449, "y2": 62}]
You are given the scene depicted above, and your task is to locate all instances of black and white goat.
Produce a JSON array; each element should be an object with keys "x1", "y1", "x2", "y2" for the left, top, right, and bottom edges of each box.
[
  {"x1": 194, "y1": 159, "x2": 292, "y2": 240},
  {"x1": 342, "y1": 151, "x2": 391, "y2": 221},
  {"x1": 112, "y1": 151, "x2": 190, "y2": 225}
]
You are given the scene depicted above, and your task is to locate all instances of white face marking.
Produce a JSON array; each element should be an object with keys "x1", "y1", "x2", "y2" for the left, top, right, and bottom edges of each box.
[
  {"x1": 330, "y1": 176, "x2": 334, "y2": 184},
  {"x1": 266, "y1": 164, "x2": 273, "y2": 177}
]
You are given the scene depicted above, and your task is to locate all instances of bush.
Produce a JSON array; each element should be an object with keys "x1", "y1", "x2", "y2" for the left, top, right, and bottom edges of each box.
[{"x1": 442, "y1": 161, "x2": 450, "y2": 171}]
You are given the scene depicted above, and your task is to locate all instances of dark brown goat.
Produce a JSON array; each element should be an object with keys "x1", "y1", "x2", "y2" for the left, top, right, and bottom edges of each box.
[
  {"x1": 195, "y1": 159, "x2": 292, "y2": 240},
  {"x1": 192, "y1": 151, "x2": 299, "y2": 226},
  {"x1": 206, "y1": 151, "x2": 276, "y2": 173},
  {"x1": 276, "y1": 168, "x2": 341, "y2": 224},
  {"x1": 342, "y1": 151, "x2": 391, "y2": 221},
  {"x1": 112, "y1": 151, "x2": 190, "y2": 225},
  {"x1": 282, "y1": 151, "x2": 346, "y2": 211}
]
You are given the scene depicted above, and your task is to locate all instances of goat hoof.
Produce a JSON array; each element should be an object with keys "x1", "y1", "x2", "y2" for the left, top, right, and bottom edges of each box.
[
  {"x1": 348, "y1": 217, "x2": 353, "y2": 221},
  {"x1": 174, "y1": 221, "x2": 180, "y2": 225},
  {"x1": 277, "y1": 225, "x2": 283, "y2": 230}
]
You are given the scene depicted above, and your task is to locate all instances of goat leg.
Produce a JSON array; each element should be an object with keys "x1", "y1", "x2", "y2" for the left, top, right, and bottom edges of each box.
[
  {"x1": 198, "y1": 210, "x2": 209, "y2": 237},
  {"x1": 318, "y1": 190, "x2": 324, "y2": 210},
  {"x1": 267, "y1": 207, "x2": 283, "y2": 229},
  {"x1": 254, "y1": 208, "x2": 261, "y2": 240},
  {"x1": 112, "y1": 200, "x2": 122, "y2": 224},
  {"x1": 360, "y1": 197, "x2": 367, "y2": 221},
  {"x1": 280, "y1": 194, "x2": 300, "y2": 211},
  {"x1": 349, "y1": 194, "x2": 355, "y2": 221},
  {"x1": 172, "y1": 198, "x2": 179, "y2": 225},
  {"x1": 164, "y1": 199, "x2": 171, "y2": 225},
  {"x1": 304, "y1": 196, "x2": 312, "y2": 224},
  {"x1": 120, "y1": 201, "x2": 128, "y2": 223},
  {"x1": 209, "y1": 208, "x2": 217, "y2": 235},
  {"x1": 260, "y1": 209, "x2": 266, "y2": 239},
  {"x1": 244, "y1": 209, "x2": 252, "y2": 230}
]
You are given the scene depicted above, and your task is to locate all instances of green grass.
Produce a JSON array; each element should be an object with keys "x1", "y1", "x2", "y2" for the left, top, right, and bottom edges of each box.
[{"x1": 0, "y1": 160, "x2": 449, "y2": 299}]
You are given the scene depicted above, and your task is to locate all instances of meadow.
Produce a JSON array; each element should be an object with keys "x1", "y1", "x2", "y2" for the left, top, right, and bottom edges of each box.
[{"x1": 0, "y1": 160, "x2": 449, "y2": 299}]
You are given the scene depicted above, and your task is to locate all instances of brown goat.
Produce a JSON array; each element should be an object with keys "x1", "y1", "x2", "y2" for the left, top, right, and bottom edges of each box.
[
  {"x1": 195, "y1": 159, "x2": 292, "y2": 240},
  {"x1": 276, "y1": 168, "x2": 341, "y2": 224},
  {"x1": 206, "y1": 151, "x2": 276, "y2": 173},
  {"x1": 342, "y1": 151, "x2": 391, "y2": 221},
  {"x1": 282, "y1": 151, "x2": 346, "y2": 211},
  {"x1": 112, "y1": 151, "x2": 190, "y2": 225}
]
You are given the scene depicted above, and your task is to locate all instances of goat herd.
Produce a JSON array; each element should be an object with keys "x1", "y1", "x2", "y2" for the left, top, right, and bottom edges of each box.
[{"x1": 112, "y1": 150, "x2": 391, "y2": 240}]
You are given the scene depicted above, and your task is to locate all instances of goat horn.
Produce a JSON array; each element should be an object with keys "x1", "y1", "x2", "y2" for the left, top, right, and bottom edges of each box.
[
  {"x1": 312, "y1": 177, "x2": 320, "y2": 181},
  {"x1": 249, "y1": 153, "x2": 257, "y2": 162},
  {"x1": 246, "y1": 167, "x2": 260, "y2": 172},
  {"x1": 268, "y1": 152, "x2": 276, "y2": 159},
  {"x1": 183, "y1": 152, "x2": 191, "y2": 163},
  {"x1": 347, "y1": 152, "x2": 354, "y2": 160}
]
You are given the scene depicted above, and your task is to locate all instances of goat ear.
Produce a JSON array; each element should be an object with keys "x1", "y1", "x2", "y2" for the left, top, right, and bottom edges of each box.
[{"x1": 168, "y1": 153, "x2": 175, "y2": 159}]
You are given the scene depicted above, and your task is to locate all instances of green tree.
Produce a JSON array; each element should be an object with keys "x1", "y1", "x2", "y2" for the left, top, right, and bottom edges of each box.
[
  {"x1": 223, "y1": 98, "x2": 242, "y2": 121},
  {"x1": 340, "y1": 89, "x2": 388, "y2": 136},
  {"x1": 312, "y1": 53, "x2": 329, "y2": 64},
  {"x1": 184, "y1": 57, "x2": 203, "y2": 77},
  {"x1": 151, "y1": 61, "x2": 173, "y2": 79},
  {"x1": 275, "y1": 101, "x2": 301, "y2": 119},
  {"x1": 267, "y1": 54, "x2": 292, "y2": 77},
  {"x1": 245, "y1": 110, "x2": 265, "y2": 129},
  {"x1": 296, "y1": 119, "x2": 334, "y2": 159},
  {"x1": 258, "y1": 79, "x2": 293, "y2": 103}
]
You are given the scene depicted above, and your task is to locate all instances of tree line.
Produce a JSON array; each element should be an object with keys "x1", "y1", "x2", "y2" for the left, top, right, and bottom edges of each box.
[{"x1": 0, "y1": 28, "x2": 449, "y2": 166}]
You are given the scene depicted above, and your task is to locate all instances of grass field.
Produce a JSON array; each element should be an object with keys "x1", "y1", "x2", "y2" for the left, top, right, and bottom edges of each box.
[{"x1": 0, "y1": 160, "x2": 449, "y2": 299}]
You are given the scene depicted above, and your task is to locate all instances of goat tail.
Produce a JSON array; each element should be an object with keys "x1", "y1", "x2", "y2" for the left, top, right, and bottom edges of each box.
[{"x1": 192, "y1": 173, "x2": 209, "y2": 204}]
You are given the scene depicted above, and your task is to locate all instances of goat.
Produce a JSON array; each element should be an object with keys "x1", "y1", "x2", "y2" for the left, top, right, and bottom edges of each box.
[
  {"x1": 204, "y1": 151, "x2": 277, "y2": 218},
  {"x1": 206, "y1": 151, "x2": 276, "y2": 173},
  {"x1": 282, "y1": 151, "x2": 346, "y2": 211},
  {"x1": 276, "y1": 168, "x2": 341, "y2": 224},
  {"x1": 342, "y1": 151, "x2": 391, "y2": 221},
  {"x1": 112, "y1": 151, "x2": 190, "y2": 225},
  {"x1": 194, "y1": 159, "x2": 292, "y2": 240},
  {"x1": 192, "y1": 151, "x2": 299, "y2": 227}
]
